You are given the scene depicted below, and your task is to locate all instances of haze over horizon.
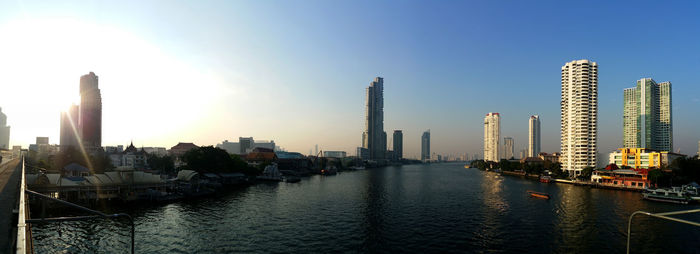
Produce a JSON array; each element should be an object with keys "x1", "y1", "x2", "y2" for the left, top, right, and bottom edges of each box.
[{"x1": 1, "y1": 1, "x2": 699, "y2": 158}]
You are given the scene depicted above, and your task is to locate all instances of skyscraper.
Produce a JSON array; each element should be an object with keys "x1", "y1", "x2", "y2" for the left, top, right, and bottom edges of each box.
[
  {"x1": 503, "y1": 137, "x2": 514, "y2": 159},
  {"x1": 622, "y1": 78, "x2": 673, "y2": 152},
  {"x1": 561, "y1": 60, "x2": 598, "y2": 177},
  {"x1": 528, "y1": 115, "x2": 541, "y2": 157},
  {"x1": 0, "y1": 107, "x2": 10, "y2": 149},
  {"x1": 60, "y1": 104, "x2": 80, "y2": 149},
  {"x1": 79, "y1": 72, "x2": 102, "y2": 148},
  {"x1": 421, "y1": 130, "x2": 430, "y2": 161},
  {"x1": 362, "y1": 77, "x2": 386, "y2": 160},
  {"x1": 483, "y1": 112, "x2": 500, "y2": 162},
  {"x1": 393, "y1": 130, "x2": 403, "y2": 160}
]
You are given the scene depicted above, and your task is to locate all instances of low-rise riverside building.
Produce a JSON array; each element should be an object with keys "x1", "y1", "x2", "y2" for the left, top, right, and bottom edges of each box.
[
  {"x1": 591, "y1": 167, "x2": 650, "y2": 189},
  {"x1": 608, "y1": 148, "x2": 684, "y2": 169}
]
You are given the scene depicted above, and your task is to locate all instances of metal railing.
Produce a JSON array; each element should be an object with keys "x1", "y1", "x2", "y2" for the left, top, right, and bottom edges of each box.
[
  {"x1": 16, "y1": 157, "x2": 29, "y2": 254},
  {"x1": 627, "y1": 208, "x2": 700, "y2": 254},
  {"x1": 15, "y1": 156, "x2": 135, "y2": 254}
]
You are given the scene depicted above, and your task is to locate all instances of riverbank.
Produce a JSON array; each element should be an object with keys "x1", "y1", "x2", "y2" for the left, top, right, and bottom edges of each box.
[{"x1": 496, "y1": 169, "x2": 646, "y2": 192}]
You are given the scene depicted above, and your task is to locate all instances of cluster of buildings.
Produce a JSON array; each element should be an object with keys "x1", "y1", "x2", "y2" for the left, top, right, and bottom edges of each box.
[
  {"x1": 356, "y1": 77, "x2": 415, "y2": 162},
  {"x1": 482, "y1": 59, "x2": 689, "y2": 184}
]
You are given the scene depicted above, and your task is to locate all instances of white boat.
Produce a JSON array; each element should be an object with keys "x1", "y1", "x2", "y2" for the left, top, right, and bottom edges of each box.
[
  {"x1": 257, "y1": 163, "x2": 283, "y2": 182},
  {"x1": 643, "y1": 187, "x2": 692, "y2": 204}
]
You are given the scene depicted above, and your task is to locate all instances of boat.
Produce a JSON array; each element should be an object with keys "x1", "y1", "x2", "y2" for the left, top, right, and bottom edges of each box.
[
  {"x1": 321, "y1": 166, "x2": 338, "y2": 175},
  {"x1": 642, "y1": 187, "x2": 692, "y2": 204},
  {"x1": 682, "y1": 184, "x2": 700, "y2": 201},
  {"x1": 257, "y1": 163, "x2": 283, "y2": 182},
  {"x1": 539, "y1": 176, "x2": 553, "y2": 183},
  {"x1": 527, "y1": 190, "x2": 550, "y2": 199}
]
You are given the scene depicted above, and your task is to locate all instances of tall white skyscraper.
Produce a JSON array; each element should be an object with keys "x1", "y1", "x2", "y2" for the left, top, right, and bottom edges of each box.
[
  {"x1": 503, "y1": 137, "x2": 514, "y2": 159},
  {"x1": 622, "y1": 78, "x2": 672, "y2": 151},
  {"x1": 528, "y1": 115, "x2": 541, "y2": 157},
  {"x1": 561, "y1": 60, "x2": 598, "y2": 177},
  {"x1": 362, "y1": 77, "x2": 387, "y2": 160},
  {"x1": 0, "y1": 107, "x2": 10, "y2": 149},
  {"x1": 484, "y1": 112, "x2": 500, "y2": 162}
]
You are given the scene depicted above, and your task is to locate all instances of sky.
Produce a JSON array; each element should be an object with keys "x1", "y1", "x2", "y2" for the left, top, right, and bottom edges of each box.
[{"x1": 0, "y1": 1, "x2": 699, "y2": 159}]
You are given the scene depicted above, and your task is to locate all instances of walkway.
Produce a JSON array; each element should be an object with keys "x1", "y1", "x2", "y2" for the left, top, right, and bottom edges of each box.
[{"x1": 0, "y1": 158, "x2": 21, "y2": 253}]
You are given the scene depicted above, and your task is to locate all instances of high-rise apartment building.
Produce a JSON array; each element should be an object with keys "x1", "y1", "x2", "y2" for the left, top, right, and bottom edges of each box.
[
  {"x1": 0, "y1": 107, "x2": 9, "y2": 149},
  {"x1": 561, "y1": 60, "x2": 598, "y2": 177},
  {"x1": 79, "y1": 72, "x2": 102, "y2": 148},
  {"x1": 503, "y1": 137, "x2": 514, "y2": 159},
  {"x1": 362, "y1": 77, "x2": 387, "y2": 160},
  {"x1": 484, "y1": 112, "x2": 500, "y2": 162},
  {"x1": 60, "y1": 104, "x2": 80, "y2": 149},
  {"x1": 622, "y1": 78, "x2": 672, "y2": 152},
  {"x1": 393, "y1": 130, "x2": 403, "y2": 160},
  {"x1": 421, "y1": 130, "x2": 430, "y2": 161},
  {"x1": 528, "y1": 115, "x2": 541, "y2": 157}
]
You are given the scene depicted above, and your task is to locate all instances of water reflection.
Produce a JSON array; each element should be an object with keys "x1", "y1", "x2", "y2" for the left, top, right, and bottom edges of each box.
[{"x1": 30, "y1": 163, "x2": 700, "y2": 253}]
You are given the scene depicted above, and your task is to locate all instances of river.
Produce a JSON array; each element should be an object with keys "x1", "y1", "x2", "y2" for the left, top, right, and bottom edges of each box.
[{"x1": 31, "y1": 163, "x2": 700, "y2": 253}]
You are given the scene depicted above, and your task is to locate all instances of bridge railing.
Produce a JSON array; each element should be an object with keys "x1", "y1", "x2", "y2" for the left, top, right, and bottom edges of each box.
[
  {"x1": 15, "y1": 156, "x2": 30, "y2": 254},
  {"x1": 627, "y1": 208, "x2": 700, "y2": 254}
]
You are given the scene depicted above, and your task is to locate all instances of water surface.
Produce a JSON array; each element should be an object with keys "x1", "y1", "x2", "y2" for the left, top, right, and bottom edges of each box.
[{"x1": 32, "y1": 163, "x2": 700, "y2": 253}]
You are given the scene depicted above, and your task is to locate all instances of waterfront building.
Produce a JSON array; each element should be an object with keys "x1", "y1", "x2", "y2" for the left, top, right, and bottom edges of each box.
[
  {"x1": 323, "y1": 151, "x2": 347, "y2": 158},
  {"x1": 169, "y1": 142, "x2": 199, "y2": 157},
  {"x1": 421, "y1": 130, "x2": 430, "y2": 161},
  {"x1": 561, "y1": 60, "x2": 598, "y2": 177},
  {"x1": 538, "y1": 152, "x2": 561, "y2": 163},
  {"x1": 623, "y1": 78, "x2": 673, "y2": 151},
  {"x1": 591, "y1": 167, "x2": 649, "y2": 189},
  {"x1": 608, "y1": 148, "x2": 683, "y2": 169},
  {"x1": 240, "y1": 137, "x2": 253, "y2": 154},
  {"x1": 356, "y1": 147, "x2": 369, "y2": 160},
  {"x1": 483, "y1": 113, "x2": 500, "y2": 162},
  {"x1": 698, "y1": 140, "x2": 700, "y2": 157},
  {"x1": 104, "y1": 145, "x2": 124, "y2": 154},
  {"x1": 528, "y1": 115, "x2": 541, "y2": 157},
  {"x1": 108, "y1": 142, "x2": 148, "y2": 169},
  {"x1": 393, "y1": 130, "x2": 403, "y2": 160},
  {"x1": 362, "y1": 77, "x2": 387, "y2": 160},
  {"x1": 60, "y1": 104, "x2": 80, "y2": 149},
  {"x1": 0, "y1": 107, "x2": 10, "y2": 149},
  {"x1": 217, "y1": 138, "x2": 276, "y2": 155},
  {"x1": 79, "y1": 72, "x2": 102, "y2": 148},
  {"x1": 503, "y1": 137, "x2": 514, "y2": 159},
  {"x1": 143, "y1": 147, "x2": 168, "y2": 157}
]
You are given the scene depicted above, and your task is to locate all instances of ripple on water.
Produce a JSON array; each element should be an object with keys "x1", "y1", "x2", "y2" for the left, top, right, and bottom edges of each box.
[{"x1": 31, "y1": 164, "x2": 700, "y2": 253}]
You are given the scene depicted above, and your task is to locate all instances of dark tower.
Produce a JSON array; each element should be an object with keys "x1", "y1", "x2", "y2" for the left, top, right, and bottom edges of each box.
[{"x1": 79, "y1": 72, "x2": 102, "y2": 148}]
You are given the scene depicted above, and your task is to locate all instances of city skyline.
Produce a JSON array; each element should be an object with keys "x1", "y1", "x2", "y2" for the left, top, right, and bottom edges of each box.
[{"x1": 1, "y1": 1, "x2": 700, "y2": 158}]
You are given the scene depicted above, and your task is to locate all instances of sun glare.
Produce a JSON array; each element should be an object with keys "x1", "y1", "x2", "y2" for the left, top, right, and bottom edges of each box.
[{"x1": 0, "y1": 18, "x2": 226, "y2": 147}]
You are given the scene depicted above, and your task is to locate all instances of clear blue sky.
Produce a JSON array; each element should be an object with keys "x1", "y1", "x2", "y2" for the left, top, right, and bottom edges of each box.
[{"x1": 1, "y1": 1, "x2": 699, "y2": 158}]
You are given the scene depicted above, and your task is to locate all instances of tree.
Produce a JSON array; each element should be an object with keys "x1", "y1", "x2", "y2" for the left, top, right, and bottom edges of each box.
[
  {"x1": 578, "y1": 166, "x2": 594, "y2": 181},
  {"x1": 182, "y1": 146, "x2": 252, "y2": 174},
  {"x1": 147, "y1": 155, "x2": 175, "y2": 175}
]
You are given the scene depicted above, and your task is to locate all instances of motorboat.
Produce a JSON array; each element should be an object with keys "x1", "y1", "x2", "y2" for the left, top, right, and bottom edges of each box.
[
  {"x1": 257, "y1": 163, "x2": 283, "y2": 182},
  {"x1": 642, "y1": 187, "x2": 692, "y2": 204}
]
